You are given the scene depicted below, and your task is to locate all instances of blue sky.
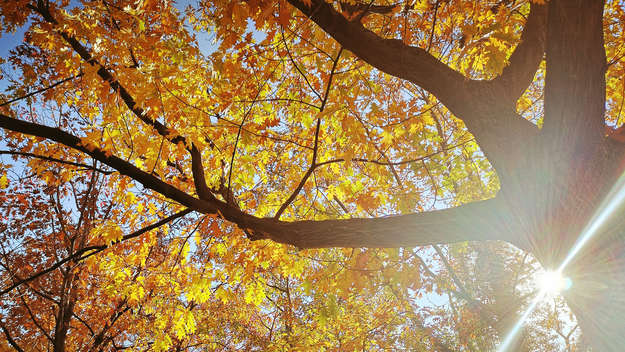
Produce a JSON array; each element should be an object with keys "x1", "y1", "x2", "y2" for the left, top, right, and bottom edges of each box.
[{"x1": 0, "y1": 24, "x2": 28, "y2": 93}]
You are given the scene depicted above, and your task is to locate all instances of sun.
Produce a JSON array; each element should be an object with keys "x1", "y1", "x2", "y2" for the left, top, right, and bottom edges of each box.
[{"x1": 537, "y1": 270, "x2": 572, "y2": 295}]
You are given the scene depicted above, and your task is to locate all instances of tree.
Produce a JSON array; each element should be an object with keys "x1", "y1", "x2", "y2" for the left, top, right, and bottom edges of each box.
[{"x1": 0, "y1": 0, "x2": 623, "y2": 350}]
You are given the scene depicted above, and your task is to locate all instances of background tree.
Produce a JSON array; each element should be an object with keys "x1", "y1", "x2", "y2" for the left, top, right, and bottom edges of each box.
[{"x1": 0, "y1": 0, "x2": 623, "y2": 350}]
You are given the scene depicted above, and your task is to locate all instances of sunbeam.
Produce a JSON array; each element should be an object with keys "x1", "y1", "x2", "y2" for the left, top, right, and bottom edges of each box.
[
  {"x1": 558, "y1": 173, "x2": 625, "y2": 271},
  {"x1": 497, "y1": 172, "x2": 625, "y2": 351},
  {"x1": 496, "y1": 290, "x2": 545, "y2": 352}
]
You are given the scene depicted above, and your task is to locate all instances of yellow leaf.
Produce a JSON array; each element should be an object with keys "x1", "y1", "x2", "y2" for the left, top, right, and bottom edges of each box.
[
  {"x1": 381, "y1": 130, "x2": 394, "y2": 146},
  {"x1": 0, "y1": 174, "x2": 8, "y2": 189}
]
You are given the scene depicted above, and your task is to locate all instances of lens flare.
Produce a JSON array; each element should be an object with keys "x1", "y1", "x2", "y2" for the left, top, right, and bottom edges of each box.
[
  {"x1": 497, "y1": 172, "x2": 625, "y2": 351},
  {"x1": 537, "y1": 270, "x2": 572, "y2": 295}
]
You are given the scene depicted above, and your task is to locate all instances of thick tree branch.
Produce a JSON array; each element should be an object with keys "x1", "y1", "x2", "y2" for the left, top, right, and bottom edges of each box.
[
  {"x1": 277, "y1": 197, "x2": 513, "y2": 248},
  {"x1": 0, "y1": 113, "x2": 215, "y2": 209},
  {"x1": 17, "y1": 1, "x2": 526, "y2": 249},
  {"x1": 286, "y1": 0, "x2": 468, "y2": 108},
  {"x1": 30, "y1": 4, "x2": 181, "y2": 144},
  {"x1": 543, "y1": 0, "x2": 606, "y2": 144},
  {"x1": 189, "y1": 146, "x2": 214, "y2": 201},
  {"x1": 489, "y1": 2, "x2": 547, "y2": 103},
  {"x1": 538, "y1": 3, "x2": 622, "y2": 349},
  {"x1": 0, "y1": 114, "x2": 274, "y2": 236},
  {"x1": 288, "y1": 0, "x2": 546, "y2": 108},
  {"x1": 0, "y1": 115, "x2": 513, "y2": 248}
]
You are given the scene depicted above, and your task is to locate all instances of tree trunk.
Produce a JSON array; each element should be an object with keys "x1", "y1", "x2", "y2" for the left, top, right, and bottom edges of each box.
[{"x1": 520, "y1": 1, "x2": 625, "y2": 350}]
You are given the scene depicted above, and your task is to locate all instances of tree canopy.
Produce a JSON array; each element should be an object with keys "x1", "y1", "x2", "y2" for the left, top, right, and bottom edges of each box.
[{"x1": 0, "y1": 0, "x2": 624, "y2": 350}]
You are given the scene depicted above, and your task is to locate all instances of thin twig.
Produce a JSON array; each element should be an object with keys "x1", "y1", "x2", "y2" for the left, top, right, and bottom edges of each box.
[
  {"x1": 0, "y1": 209, "x2": 191, "y2": 297},
  {"x1": 164, "y1": 87, "x2": 313, "y2": 149},
  {"x1": 234, "y1": 97, "x2": 320, "y2": 110},
  {"x1": 426, "y1": 0, "x2": 440, "y2": 52},
  {"x1": 0, "y1": 150, "x2": 114, "y2": 174},
  {"x1": 314, "y1": 138, "x2": 476, "y2": 167},
  {"x1": 274, "y1": 48, "x2": 343, "y2": 219},
  {"x1": 226, "y1": 62, "x2": 282, "y2": 199},
  {"x1": 280, "y1": 25, "x2": 323, "y2": 102},
  {"x1": 274, "y1": 117, "x2": 322, "y2": 219},
  {"x1": 0, "y1": 74, "x2": 82, "y2": 108},
  {"x1": 0, "y1": 321, "x2": 24, "y2": 352}
]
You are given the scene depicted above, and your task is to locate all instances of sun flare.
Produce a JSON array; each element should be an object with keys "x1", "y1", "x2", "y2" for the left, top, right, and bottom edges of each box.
[{"x1": 537, "y1": 270, "x2": 572, "y2": 295}]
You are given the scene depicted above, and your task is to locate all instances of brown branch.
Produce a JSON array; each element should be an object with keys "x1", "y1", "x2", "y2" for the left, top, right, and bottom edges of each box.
[
  {"x1": 18, "y1": 288, "x2": 54, "y2": 341},
  {"x1": 315, "y1": 138, "x2": 475, "y2": 169},
  {"x1": 542, "y1": 1, "x2": 607, "y2": 158},
  {"x1": 0, "y1": 114, "x2": 278, "y2": 240},
  {"x1": 333, "y1": 195, "x2": 350, "y2": 215},
  {"x1": 276, "y1": 195, "x2": 511, "y2": 248},
  {"x1": 190, "y1": 146, "x2": 214, "y2": 201},
  {"x1": 72, "y1": 312, "x2": 96, "y2": 337},
  {"x1": 13, "y1": 1, "x2": 523, "y2": 250},
  {"x1": 89, "y1": 301, "x2": 131, "y2": 352},
  {"x1": 380, "y1": 266, "x2": 458, "y2": 352},
  {"x1": 607, "y1": 52, "x2": 625, "y2": 67},
  {"x1": 320, "y1": 47, "x2": 343, "y2": 110},
  {"x1": 0, "y1": 321, "x2": 25, "y2": 352},
  {"x1": 426, "y1": 0, "x2": 440, "y2": 52},
  {"x1": 433, "y1": 245, "x2": 473, "y2": 303},
  {"x1": 339, "y1": 1, "x2": 398, "y2": 17},
  {"x1": 286, "y1": 0, "x2": 540, "y2": 178},
  {"x1": 281, "y1": 25, "x2": 323, "y2": 102},
  {"x1": 274, "y1": 117, "x2": 322, "y2": 219},
  {"x1": 164, "y1": 88, "x2": 313, "y2": 150},
  {"x1": 0, "y1": 114, "x2": 206, "y2": 208},
  {"x1": 235, "y1": 97, "x2": 320, "y2": 110},
  {"x1": 412, "y1": 248, "x2": 492, "y2": 327},
  {"x1": 0, "y1": 114, "x2": 512, "y2": 248},
  {"x1": 31, "y1": 4, "x2": 183, "y2": 144},
  {"x1": 286, "y1": 0, "x2": 467, "y2": 105},
  {"x1": 489, "y1": 2, "x2": 547, "y2": 103},
  {"x1": 226, "y1": 62, "x2": 283, "y2": 204}
]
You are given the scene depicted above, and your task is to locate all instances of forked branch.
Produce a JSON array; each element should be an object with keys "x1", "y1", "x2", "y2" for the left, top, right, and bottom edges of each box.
[
  {"x1": 274, "y1": 47, "x2": 343, "y2": 219},
  {"x1": 285, "y1": 0, "x2": 540, "y2": 179}
]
